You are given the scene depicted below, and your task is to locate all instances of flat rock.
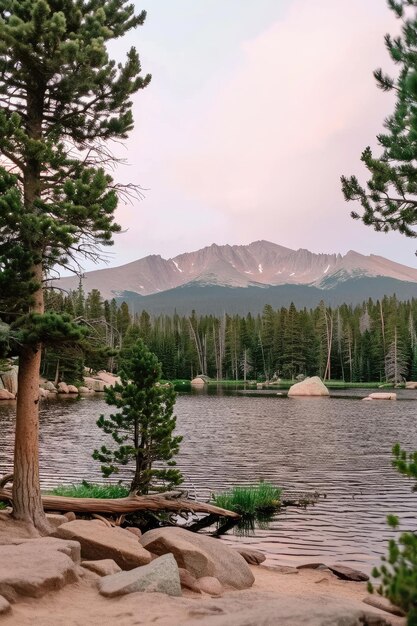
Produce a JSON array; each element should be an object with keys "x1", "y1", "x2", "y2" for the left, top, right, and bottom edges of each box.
[
  {"x1": 297, "y1": 563, "x2": 327, "y2": 570},
  {"x1": 368, "y1": 392, "x2": 397, "y2": 400},
  {"x1": 288, "y1": 376, "x2": 329, "y2": 397},
  {"x1": 363, "y1": 594, "x2": 406, "y2": 617},
  {"x1": 46, "y1": 514, "x2": 69, "y2": 530},
  {"x1": 184, "y1": 594, "x2": 393, "y2": 626},
  {"x1": 98, "y1": 553, "x2": 181, "y2": 598},
  {"x1": 82, "y1": 559, "x2": 121, "y2": 577},
  {"x1": 125, "y1": 527, "x2": 142, "y2": 539},
  {"x1": 232, "y1": 546, "x2": 266, "y2": 565},
  {"x1": 0, "y1": 595, "x2": 11, "y2": 615},
  {"x1": 52, "y1": 520, "x2": 151, "y2": 570},
  {"x1": 197, "y1": 576, "x2": 223, "y2": 596},
  {"x1": 140, "y1": 527, "x2": 254, "y2": 590},
  {"x1": 327, "y1": 564, "x2": 369, "y2": 581},
  {"x1": 0, "y1": 538, "x2": 79, "y2": 602}
]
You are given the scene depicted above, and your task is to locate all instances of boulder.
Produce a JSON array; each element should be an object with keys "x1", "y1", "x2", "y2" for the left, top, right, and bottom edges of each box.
[
  {"x1": 98, "y1": 553, "x2": 181, "y2": 598},
  {"x1": 78, "y1": 386, "x2": 94, "y2": 394},
  {"x1": 0, "y1": 389, "x2": 15, "y2": 400},
  {"x1": 66, "y1": 385, "x2": 79, "y2": 394},
  {"x1": 178, "y1": 568, "x2": 201, "y2": 593},
  {"x1": 288, "y1": 376, "x2": 329, "y2": 397},
  {"x1": 0, "y1": 538, "x2": 80, "y2": 602},
  {"x1": 81, "y1": 559, "x2": 121, "y2": 577},
  {"x1": 327, "y1": 564, "x2": 369, "y2": 581},
  {"x1": 0, "y1": 595, "x2": 11, "y2": 615},
  {"x1": 140, "y1": 527, "x2": 254, "y2": 590},
  {"x1": 96, "y1": 371, "x2": 121, "y2": 387},
  {"x1": 197, "y1": 576, "x2": 223, "y2": 596},
  {"x1": 57, "y1": 382, "x2": 69, "y2": 394},
  {"x1": 84, "y1": 377, "x2": 107, "y2": 392},
  {"x1": 232, "y1": 546, "x2": 266, "y2": 565},
  {"x1": 42, "y1": 381, "x2": 57, "y2": 392},
  {"x1": 38, "y1": 388, "x2": 49, "y2": 399},
  {"x1": 367, "y1": 392, "x2": 397, "y2": 400},
  {"x1": 405, "y1": 381, "x2": 417, "y2": 389},
  {"x1": 0, "y1": 365, "x2": 18, "y2": 395},
  {"x1": 45, "y1": 514, "x2": 69, "y2": 530},
  {"x1": 191, "y1": 377, "x2": 206, "y2": 386},
  {"x1": 52, "y1": 520, "x2": 152, "y2": 570},
  {"x1": 125, "y1": 527, "x2": 142, "y2": 539}
]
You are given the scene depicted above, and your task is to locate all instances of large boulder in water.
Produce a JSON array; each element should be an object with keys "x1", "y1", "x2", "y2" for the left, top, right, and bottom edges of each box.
[
  {"x1": 140, "y1": 527, "x2": 254, "y2": 589},
  {"x1": 288, "y1": 376, "x2": 329, "y2": 397},
  {"x1": 0, "y1": 365, "x2": 18, "y2": 396}
]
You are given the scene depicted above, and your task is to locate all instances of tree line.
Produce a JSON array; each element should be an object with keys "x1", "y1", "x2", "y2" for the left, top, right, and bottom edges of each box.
[{"x1": 44, "y1": 287, "x2": 417, "y2": 384}]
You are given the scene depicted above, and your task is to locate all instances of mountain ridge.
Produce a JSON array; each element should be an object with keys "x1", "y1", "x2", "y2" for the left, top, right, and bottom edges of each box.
[{"x1": 56, "y1": 240, "x2": 417, "y2": 300}]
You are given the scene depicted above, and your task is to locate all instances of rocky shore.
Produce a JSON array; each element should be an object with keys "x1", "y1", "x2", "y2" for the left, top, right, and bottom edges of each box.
[{"x1": 0, "y1": 511, "x2": 405, "y2": 625}]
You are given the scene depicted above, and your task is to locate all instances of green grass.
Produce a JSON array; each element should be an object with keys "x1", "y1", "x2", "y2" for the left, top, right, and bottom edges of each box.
[
  {"x1": 0, "y1": 502, "x2": 6, "y2": 510},
  {"x1": 49, "y1": 481, "x2": 129, "y2": 499},
  {"x1": 212, "y1": 482, "x2": 282, "y2": 516}
]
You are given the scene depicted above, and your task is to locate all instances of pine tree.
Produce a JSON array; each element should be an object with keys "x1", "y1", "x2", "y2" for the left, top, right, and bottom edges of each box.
[
  {"x1": 341, "y1": 0, "x2": 417, "y2": 245},
  {"x1": 0, "y1": 1, "x2": 150, "y2": 530},
  {"x1": 93, "y1": 339, "x2": 183, "y2": 495}
]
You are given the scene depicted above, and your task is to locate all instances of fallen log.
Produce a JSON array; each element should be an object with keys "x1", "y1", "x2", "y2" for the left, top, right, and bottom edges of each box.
[{"x1": 0, "y1": 488, "x2": 240, "y2": 519}]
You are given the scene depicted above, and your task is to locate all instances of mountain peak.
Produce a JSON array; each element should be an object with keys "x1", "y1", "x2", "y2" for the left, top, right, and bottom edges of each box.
[{"x1": 56, "y1": 241, "x2": 417, "y2": 299}]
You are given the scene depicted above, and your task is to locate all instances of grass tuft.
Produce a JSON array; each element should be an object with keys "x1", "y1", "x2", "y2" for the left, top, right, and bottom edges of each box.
[
  {"x1": 50, "y1": 480, "x2": 129, "y2": 499},
  {"x1": 212, "y1": 482, "x2": 282, "y2": 516}
]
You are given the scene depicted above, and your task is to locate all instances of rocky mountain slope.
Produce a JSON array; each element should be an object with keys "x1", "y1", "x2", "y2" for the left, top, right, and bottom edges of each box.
[{"x1": 56, "y1": 240, "x2": 417, "y2": 301}]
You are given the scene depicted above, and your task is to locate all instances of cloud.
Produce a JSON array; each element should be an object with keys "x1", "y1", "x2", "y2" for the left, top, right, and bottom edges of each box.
[{"x1": 167, "y1": 0, "x2": 399, "y2": 254}]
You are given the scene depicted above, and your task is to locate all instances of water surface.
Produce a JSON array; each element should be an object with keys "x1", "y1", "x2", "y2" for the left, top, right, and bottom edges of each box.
[{"x1": 1, "y1": 388, "x2": 417, "y2": 573}]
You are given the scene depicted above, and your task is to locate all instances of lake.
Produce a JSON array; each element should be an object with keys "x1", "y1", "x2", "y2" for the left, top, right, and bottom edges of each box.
[{"x1": 1, "y1": 387, "x2": 417, "y2": 574}]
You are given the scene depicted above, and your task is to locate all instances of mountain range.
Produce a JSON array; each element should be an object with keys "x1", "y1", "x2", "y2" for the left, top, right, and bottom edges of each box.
[{"x1": 56, "y1": 241, "x2": 417, "y2": 315}]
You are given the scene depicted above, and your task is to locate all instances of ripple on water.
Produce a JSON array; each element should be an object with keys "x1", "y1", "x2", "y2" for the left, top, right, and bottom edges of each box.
[{"x1": 1, "y1": 389, "x2": 417, "y2": 574}]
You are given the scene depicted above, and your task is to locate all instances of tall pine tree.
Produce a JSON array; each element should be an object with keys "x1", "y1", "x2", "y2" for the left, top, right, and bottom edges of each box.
[{"x1": 0, "y1": 1, "x2": 150, "y2": 531}]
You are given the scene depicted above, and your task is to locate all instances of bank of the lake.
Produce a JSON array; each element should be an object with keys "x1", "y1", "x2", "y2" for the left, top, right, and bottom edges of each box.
[{"x1": 1, "y1": 387, "x2": 417, "y2": 575}]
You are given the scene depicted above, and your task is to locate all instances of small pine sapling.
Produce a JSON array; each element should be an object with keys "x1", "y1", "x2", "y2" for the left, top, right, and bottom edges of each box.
[{"x1": 93, "y1": 339, "x2": 183, "y2": 495}]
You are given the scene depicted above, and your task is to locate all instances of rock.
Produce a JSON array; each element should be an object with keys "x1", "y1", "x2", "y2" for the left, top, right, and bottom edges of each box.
[
  {"x1": 232, "y1": 546, "x2": 266, "y2": 565},
  {"x1": 84, "y1": 377, "x2": 107, "y2": 392},
  {"x1": 288, "y1": 376, "x2": 329, "y2": 397},
  {"x1": 98, "y1": 553, "x2": 181, "y2": 598},
  {"x1": 367, "y1": 392, "x2": 397, "y2": 400},
  {"x1": 0, "y1": 365, "x2": 18, "y2": 395},
  {"x1": 261, "y1": 565, "x2": 299, "y2": 574},
  {"x1": 64, "y1": 512, "x2": 76, "y2": 522},
  {"x1": 140, "y1": 527, "x2": 254, "y2": 590},
  {"x1": 191, "y1": 377, "x2": 207, "y2": 386},
  {"x1": 363, "y1": 594, "x2": 406, "y2": 617},
  {"x1": 405, "y1": 381, "x2": 417, "y2": 389},
  {"x1": 81, "y1": 559, "x2": 122, "y2": 577},
  {"x1": 0, "y1": 538, "x2": 80, "y2": 602},
  {"x1": 45, "y1": 514, "x2": 69, "y2": 530},
  {"x1": 57, "y1": 382, "x2": 69, "y2": 394},
  {"x1": 125, "y1": 527, "x2": 142, "y2": 539},
  {"x1": 52, "y1": 520, "x2": 152, "y2": 570},
  {"x1": 0, "y1": 389, "x2": 15, "y2": 400},
  {"x1": 362, "y1": 397, "x2": 373, "y2": 401},
  {"x1": 197, "y1": 576, "x2": 223, "y2": 596},
  {"x1": 78, "y1": 386, "x2": 93, "y2": 394},
  {"x1": 0, "y1": 595, "x2": 11, "y2": 615},
  {"x1": 96, "y1": 371, "x2": 121, "y2": 387},
  {"x1": 178, "y1": 568, "x2": 201, "y2": 593},
  {"x1": 184, "y1": 595, "x2": 393, "y2": 626},
  {"x1": 66, "y1": 385, "x2": 79, "y2": 394},
  {"x1": 327, "y1": 564, "x2": 369, "y2": 581},
  {"x1": 38, "y1": 387, "x2": 49, "y2": 399},
  {"x1": 42, "y1": 381, "x2": 57, "y2": 392},
  {"x1": 297, "y1": 563, "x2": 327, "y2": 570}
]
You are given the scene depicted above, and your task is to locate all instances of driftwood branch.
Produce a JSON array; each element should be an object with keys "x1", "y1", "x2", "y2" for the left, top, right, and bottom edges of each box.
[{"x1": 0, "y1": 488, "x2": 240, "y2": 519}]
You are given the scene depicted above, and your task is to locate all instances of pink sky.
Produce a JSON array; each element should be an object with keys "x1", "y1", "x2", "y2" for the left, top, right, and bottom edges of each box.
[{"x1": 93, "y1": 0, "x2": 417, "y2": 272}]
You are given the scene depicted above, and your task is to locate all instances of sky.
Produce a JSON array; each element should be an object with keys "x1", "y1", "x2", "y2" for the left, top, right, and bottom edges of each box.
[{"x1": 95, "y1": 0, "x2": 417, "y2": 270}]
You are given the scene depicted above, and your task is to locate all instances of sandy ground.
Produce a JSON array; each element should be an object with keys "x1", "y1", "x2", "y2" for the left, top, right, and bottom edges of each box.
[{"x1": 0, "y1": 565, "x2": 406, "y2": 626}]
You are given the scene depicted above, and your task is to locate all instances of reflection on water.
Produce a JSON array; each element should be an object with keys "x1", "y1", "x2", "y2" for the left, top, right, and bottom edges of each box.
[{"x1": 1, "y1": 388, "x2": 417, "y2": 574}]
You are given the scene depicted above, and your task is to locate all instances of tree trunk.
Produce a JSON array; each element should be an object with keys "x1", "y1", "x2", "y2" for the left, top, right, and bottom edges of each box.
[{"x1": 12, "y1": 83, "x2": 50, "y2": 533}]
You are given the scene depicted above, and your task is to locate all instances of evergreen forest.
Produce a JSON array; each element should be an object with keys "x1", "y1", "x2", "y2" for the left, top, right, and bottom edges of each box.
[{"x1": 43, "y1": 287, "x2": 417, "y2": 384}]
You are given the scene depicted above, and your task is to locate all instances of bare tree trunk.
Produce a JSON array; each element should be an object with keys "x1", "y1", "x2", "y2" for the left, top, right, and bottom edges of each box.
[{"x1": 13, "y1": 268, "x2": 50, "y2": 533}]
